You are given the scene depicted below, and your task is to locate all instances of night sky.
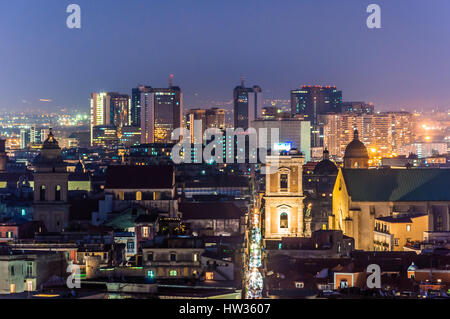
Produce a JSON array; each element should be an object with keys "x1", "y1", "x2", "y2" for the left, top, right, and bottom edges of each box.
[{"x1": 1, "y1": 0, "x2": 450, "y2": 112}]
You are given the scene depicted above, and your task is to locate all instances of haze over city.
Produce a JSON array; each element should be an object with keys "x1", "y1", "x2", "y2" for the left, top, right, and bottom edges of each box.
[{"x1": 1, "y1": 0, "x2": 450, "y2": 112}]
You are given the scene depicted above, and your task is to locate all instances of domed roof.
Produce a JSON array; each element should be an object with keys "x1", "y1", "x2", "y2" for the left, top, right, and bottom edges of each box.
[
  {"x1": 344, "y1": 130, "x2": 368, "y2": 159},
  {"x1": 42, "y1": 129, "x2": 60, "y2": 150},
  {"x1": 314, "y1": 149, "x2": 338, "y2": 175}
]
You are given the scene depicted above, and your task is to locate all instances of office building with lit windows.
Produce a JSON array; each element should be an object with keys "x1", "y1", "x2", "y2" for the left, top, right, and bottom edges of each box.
[
  {"x1": 90, "y1": 92, "x2": 130, "y2": 146},
  {"x1": 290, "y1": 86, "x2": 342, "y2": 124},
  {"x1": 140, "y1": 85, "x2": 183, "y2": 144},
  {"x1": 233, "y1": 80, "x2": 262, "y2": 130}
]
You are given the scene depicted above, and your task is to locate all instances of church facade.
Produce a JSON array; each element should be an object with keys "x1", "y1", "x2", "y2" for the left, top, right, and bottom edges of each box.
[{"x1": 329, "y1": 131, "x2": 450, "y2": 251}]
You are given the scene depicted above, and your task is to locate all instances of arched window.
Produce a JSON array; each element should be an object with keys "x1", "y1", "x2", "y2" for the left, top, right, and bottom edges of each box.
[
  {"x1": 55, "y1": 185, "x2": 61, "y2": 201},
  {"x1": 40, "y1": 185, "x2": 46, "y2": 201},
  {"x1": 280, "y1": 174, "x2": 288, "y2": 191},
  {"x1": 136, "y1": 191, "x2": 142, "y2": 201},
  {"x1": 280, "y1": 213, "x2": 288, "y2": 229}
]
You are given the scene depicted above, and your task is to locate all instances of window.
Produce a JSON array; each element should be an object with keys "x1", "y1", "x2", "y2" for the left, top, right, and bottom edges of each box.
[
  {"x1": 147, "y1": 270, "x2": 155, "y2": 278},
  {"x1": 340, "y1": 280, "x2": 348, "y2": 289},
  {"x1": 26, "y1": 263, "x2": 33, "y2": 277},
  {"x1": 170, "y1": 253, "x2": 176, "y2": 262},
  {"x1": 169, "y1": 270, "x2": 177, "y2": 277},
  {"x1": 205, "y1": 272, "x2": 214, "y2": 280},
  {"x1": 127, "y1": 241, "x2": 134, "y2": 253},
  {"x1": 6, "y1": 231, "x2": 13, "y2": 238},
  {"x1": 295, "y1": 282, "x2": 304, "y2": 289},
  {"x1": 147, "y1": 253, "x2": 154, "y2": 262},
  {"x1": 142, "y1": 227, "x2": 149, "y2": 238},
  {"x1": 55, "y1": 185, "x2": 61, "y2": 201},
  {"x1": 406, "y1": 225, "x2": 411, "y2": 232},
  {"x1": 193, "y1": 253, "x2": 199, "y2": 262},
  {"x1": 394, "y1": 238, "x2": 399, "y2": 246},
  {"x1": 10, "y1": 266, "x2": 14, "y2": 276},
  {"x1": 280, "y1": 213, "x2": 288, "y2": 229},
  {"x1": 280, "y1": 174, "x2": 288, "y2": 190},
  {"x1": 436, "y1": 215, "x2": 443, "y2": 231},
  {"x1": 136, "y1": 191, "x2": 142, "y2": 201},
  {"x1": 40, "y1": 185, "x2": 46, "y2": 201}
]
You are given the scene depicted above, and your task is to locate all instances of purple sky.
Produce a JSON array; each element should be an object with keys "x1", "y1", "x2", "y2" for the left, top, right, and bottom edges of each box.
[{"x1": 0, "y1": 0, "x2": 450, "y2": 112}]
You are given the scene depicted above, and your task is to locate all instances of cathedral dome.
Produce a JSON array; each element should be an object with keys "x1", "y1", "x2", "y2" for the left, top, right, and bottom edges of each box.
[
  {"x1": 314, "y1": 149, "x2": 338, "y2": 175},
  {"x1": 344, "y1": 130, "x2": 368, "y2": 159}
]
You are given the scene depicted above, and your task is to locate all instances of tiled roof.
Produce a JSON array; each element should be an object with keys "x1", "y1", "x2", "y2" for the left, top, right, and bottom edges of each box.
[{"x1": 342, "y1": 168, "x2": 450, "y2": 202}]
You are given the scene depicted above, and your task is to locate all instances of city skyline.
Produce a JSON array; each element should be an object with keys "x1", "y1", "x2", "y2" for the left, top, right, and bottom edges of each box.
[{"x1": 1, "y1": 0, "x2": 450, "y2": 112}]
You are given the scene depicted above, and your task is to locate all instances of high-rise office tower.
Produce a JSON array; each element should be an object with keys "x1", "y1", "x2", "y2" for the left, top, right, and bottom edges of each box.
[
  {"x1": 233, "y1": 79, "x2": 262, "y2": 130},
  {"x1": 131, "y1": 86, "x2": 153, "y2": 127},
  {"x1": 107, "y1": 92, "x2": 130, "y2": 129},
  {"x1": 90, "y1": 92, "x2": 130, "y2": 146},
  {"x1": 290, "y1": 86, "x2": 342, "y2": 125},
  {"x1": 20, "y1": 128, "x2": 30, "y2": 149},
  {"x1": 140, "y1": 77, "x2": 183, "y2": 144},
  {"x1": 186, "y1": 108, "x2": 226, "y2": 144}
]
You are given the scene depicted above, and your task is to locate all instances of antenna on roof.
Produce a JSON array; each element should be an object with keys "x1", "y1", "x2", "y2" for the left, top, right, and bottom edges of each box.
[
  {"x1": 241, "y1": 75, "x2": 245, "y2": 87},
  {"x1": 169, "y1": 74, "x2": 174, "y2": 87}
]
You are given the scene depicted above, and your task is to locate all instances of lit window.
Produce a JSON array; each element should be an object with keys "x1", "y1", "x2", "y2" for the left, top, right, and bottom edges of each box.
[
  {"x1": 280, "y1": 213, "x2": 288, "y2": 229},
  {"x1": 406, "y1": 225, "x2": 411, "y2": 232},
  {"x1": 142, "y1": 227, "x2": 149, "y2": 238},
  {"x1": 280, "y1": 174, "x2": 288, "y2": 190},
  {"x1": 205, "y1": 272, "x2": 214, "y2": 280},
  {"x1": 147, "y1": 270, "x2": 155, "y2": 278},
  {"x1": 136, "y1": 191, "x2": 142, "y2": 201},
  {"x1": 169, "y1": 270, "x2": 177, "y2": 277}
]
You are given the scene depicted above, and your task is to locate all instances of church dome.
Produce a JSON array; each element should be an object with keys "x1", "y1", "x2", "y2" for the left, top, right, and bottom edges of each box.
[
  {"x1": 344, "y1": 130, "x2": 368, "y2": 159},
  {"x1": 314, "y1": 149, "x2": 338, "y2": 175}
]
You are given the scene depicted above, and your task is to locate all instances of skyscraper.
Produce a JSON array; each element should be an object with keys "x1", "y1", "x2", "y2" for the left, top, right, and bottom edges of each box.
[
  {"x1": 186, "y1": 108, "x2": 226, "y2": 143},
  {"x1": 233, "y1": 79, "x2": 262, "y2": 130},
  {"x1": 131, "y1": 86, "x2": 153, "y2": 127},
  {"x1": 140, "y1": 78, "x2": 183, "y2": 144},
  {"x1": 290, "y1": 86, "x2": 342, "y2": 125},
  {"x1": 90, "y1": 92, "x2": 130, "y2": 146}
]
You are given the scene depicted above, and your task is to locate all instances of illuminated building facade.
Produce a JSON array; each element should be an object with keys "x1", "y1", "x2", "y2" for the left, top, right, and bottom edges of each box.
[
  {"x1": 290, "y1": 86, "x2": 342, "y2": 125},
  {"x1": 330, "y1": 168, "x2": 450, "y2": 251},
  {"x1": 140, "y1": 86, "x2": 183, "y2": 144},
  {"x1": 90, "y1": 92, "x2": 130, "y2": 146},
  {"x1": 233, "y1": 80, "x2": 262, "y2": 130},
  {"x1": 263, "y1": 150, "x2": 306, "y2": 240},
  {"x1": 321, "y1": 112, "x2": 413, "y2": 160},
  {"x1": 185, "y1": 108, "x2": 227, "y2": 144}
]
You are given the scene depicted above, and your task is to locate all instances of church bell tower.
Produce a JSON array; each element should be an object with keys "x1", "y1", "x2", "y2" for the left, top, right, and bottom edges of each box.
[
  {"x1": 33, "y1": 130, "x2": 70, "y2": 232},
  {"x1": 263, "y1": 149, "x2": 305, "y2": 240}
]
